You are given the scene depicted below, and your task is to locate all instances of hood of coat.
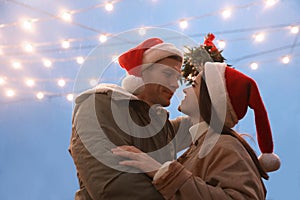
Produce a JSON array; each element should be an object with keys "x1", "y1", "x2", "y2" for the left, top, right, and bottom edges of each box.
[{"x1": 75, "y1": 83, "x2": 138, "y2": 104}]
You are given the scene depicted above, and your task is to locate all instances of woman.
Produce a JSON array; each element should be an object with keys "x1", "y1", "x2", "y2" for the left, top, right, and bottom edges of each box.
[{"x1": 112, "y1": 35, "x2": 280, "y2": 199}]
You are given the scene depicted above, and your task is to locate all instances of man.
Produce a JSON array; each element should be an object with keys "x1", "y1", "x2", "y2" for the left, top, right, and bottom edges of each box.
[{"x1": 69, "y1": 38, "x2": 191, "y2": 199}]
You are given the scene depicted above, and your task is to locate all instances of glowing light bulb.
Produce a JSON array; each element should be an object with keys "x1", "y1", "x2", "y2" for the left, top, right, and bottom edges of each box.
[
  {"x1": 76, "y1": 56, "x2": 85, "y2": 64},
  {"x1": 138, "y1": 27, "x2": 147, "y2": 36},
  {"x1": 6, "y1": 89, "x2": 15, "y2": 97},
  {"x1": 25, "y1": 79, "x2": 35, "y2": 87},
  {"x1": 62, "y1": 40, "x2": 70, "y2": 49},
  {"x1": 23, "y1": 42, "x2": 34, "y2": 52},
  {"x1": 36, "y1": 92, "x2": 44, "y2": 100},
  {"x1": 89, "y1": 79, "x2": 98, "y2": 86},
  {"x1": 58, "y1": 79, "x2": 66, "y2": 87},
  {"x1": 61, "y1": 11, "x2": 72, "y2": 22},
  {"x1": 43, "y1": 59, "x2": 52, "y2": 68},
  {"x1": 22, "y1": 19, "x2": 33, "y2": 30},
  {"x1": 265, "y1": 0, "x2": 278, "y2": 7},
  {"x1": 67, "y1": 93, "x2": 74, "y2": 101},
  {"x1": 179, "y1": 20, "x2": 188, "y2": 29},
  {"x1": 99, "y1": 34, "x2": 108, "y2": 43},
  {"x1": 0, "y1": 77, "x2": 5, "y2": 85},
  {"x1": 250, "y1": 62, "x2": 259, "y2": 70},
  {"x1": 105, "y1": 2, "x2": 114, "y2": 11},
  {"x1": 254, "y1": 33, "x2": 265, "y2": 42},
  {"x1": 290, "y1": 26, "x2": 299, "y2": 34},
  {"x1": 12, "y1": 61, "x2": 21, "y2": 69},
  {"x1": 222, "y1": 9, "x2": 232, "y2": 19},
  {"x1": 282, "y1": 56, "x2": 290, "y2": 64},
  {"x1": 217, "y1": 40, "x2": 226, "y2": 49}
]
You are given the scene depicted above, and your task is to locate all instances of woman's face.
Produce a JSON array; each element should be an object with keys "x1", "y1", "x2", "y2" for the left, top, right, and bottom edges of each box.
[{"x1": 178, "y1": 74, "x2": 201, "y2": 117}]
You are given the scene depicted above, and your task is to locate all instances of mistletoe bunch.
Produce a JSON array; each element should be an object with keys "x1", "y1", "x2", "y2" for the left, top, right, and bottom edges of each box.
[{"x1": 181, "y1": 33, "x2": 229, "y2": 83}]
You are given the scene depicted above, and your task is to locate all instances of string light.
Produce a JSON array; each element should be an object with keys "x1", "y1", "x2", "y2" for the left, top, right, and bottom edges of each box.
[
  {"x1": 61, "y1": 11, "x2": 72, "y2": 22},
  {"x1": 222, "y1": 9, "x2": 232, "y2": 19},
  {"x1": 22, "y1": 19, "x2": 33, "y2": 30},
  {"x1": 76, "y1": 56, "x2": 85, "y2": 64},
  {"x1": 250, "y1": 62, "x2": 259, "y2": 70},
  {"x1": 281, "y1": 55, "x2": 290, "y2": 64},
  {"x1": 57, "y1": 79, "x2": 66, "y2": 87},
  {"x1": 12, "y1": 61, "x2": 21, "y2": 69},
  {"x1": 99, "y1": 34, "x2": 108, "y2": 43},
  {"x1": 1, "y1": 1, "x2": 299, "y2": 104},
  {"x1": 290, "y1": 26, "x2": 299, "y2": 34},
  {"x1": 43, "y1": 59, "x2": 52, "y2": 68},
  {"x1": 23, "y1": 42, "x2": 34, "y2": 52},
  {"x1": 61, "y1": 40, "x2": 70, "y2": 49},
  {"x1": 89, "y1": 78, "x2": 98, "y2": 86},
  {"x1": 264, "y1": 0, "x2": 278, "y2": 7},
  {"x1": 25, "y1": 79, "x2": 35, "y2": 87},
  {"x1": 217, "y1": 40, "x2": 226, "y2": 49},
  {"x1": 0, "y1": 77, "x2": 6, "y2": 85},
  {"x1": 179, "y1": 19, "x2": 188, "y2": 29},
  {"x1": 36, "y1": 92, "x2": 44, "y2": 100},
  {"x1": 66, "y1": 93, "x2": 74, "y2": 101},
  {"x1": 105, "y1": 2, "x2": 114, "y2": 12},
  {"x1": 254, "y1": 33, "x2": 265, "y2": 42},
  {"x1": 6, "y1": 89, "x2": 15, "y2": 97},
  {"x1": 138, "y1": 27, "x2": 147, "y2": 36}
]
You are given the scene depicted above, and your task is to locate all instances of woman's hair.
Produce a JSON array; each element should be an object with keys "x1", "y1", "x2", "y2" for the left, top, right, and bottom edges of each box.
[{"x1": 199, "y1": 74, "x2": 269, "y2": 180}]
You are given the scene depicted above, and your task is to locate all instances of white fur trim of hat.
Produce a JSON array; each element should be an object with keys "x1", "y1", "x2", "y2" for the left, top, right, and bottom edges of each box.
[
  {"x1": 121, "y1": 74, "x2": 144, "y2": 95},
  {"x1": 142, "y1": 43, "x2": 183, "y2": 68}
]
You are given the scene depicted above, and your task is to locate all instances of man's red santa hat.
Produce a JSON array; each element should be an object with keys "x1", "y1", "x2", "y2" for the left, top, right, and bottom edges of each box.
[{"x1": 118, "y1": 38, "x2": 183, "y2": 93}]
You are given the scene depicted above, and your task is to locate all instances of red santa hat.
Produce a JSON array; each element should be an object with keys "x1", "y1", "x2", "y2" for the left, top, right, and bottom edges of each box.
[
  {"x1": 204, "y1": 62, "x2": 280, "y2": 172},
  {"x1": 118, "y1": 38, "x2": 183, "y2": 93}
]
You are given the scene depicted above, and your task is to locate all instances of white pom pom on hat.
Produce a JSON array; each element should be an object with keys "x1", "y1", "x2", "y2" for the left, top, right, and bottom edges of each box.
[{"x1": 121, "y1": 74, "x2": 144, "y2": 94}]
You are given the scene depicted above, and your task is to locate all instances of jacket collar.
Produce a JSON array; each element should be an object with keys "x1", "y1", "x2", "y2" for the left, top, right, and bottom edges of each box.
[
  {"x1": 189, "y1": 122, "x2": 209, "y2": 144},
  {"x1": 75, "y1": 83, "x2": 138, "y2": 104}
]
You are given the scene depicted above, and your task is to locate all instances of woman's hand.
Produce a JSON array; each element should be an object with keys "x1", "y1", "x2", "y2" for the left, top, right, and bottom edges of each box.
[{"x1": 111, "y1": 145, "x2": 162, "y2": 178}]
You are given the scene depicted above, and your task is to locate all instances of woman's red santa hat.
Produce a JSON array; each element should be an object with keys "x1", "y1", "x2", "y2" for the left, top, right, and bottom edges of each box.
[
  {"x1": 203, "y1": 62, "x2": 280, "y2": 172},
  {"x1": 118, "y1": 38, "x2": 183, "y2": 93},
  {"x1": 182, "y1": 33, "x2": 280, "y2": 172},
  {"x1": 183, "y1": 33, "x2": 280, "y2": 172}
]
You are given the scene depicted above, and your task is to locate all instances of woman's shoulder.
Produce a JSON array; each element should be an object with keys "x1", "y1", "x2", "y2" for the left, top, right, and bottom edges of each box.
[{"x1": 215, "y1": 134, "x2": 251, "y2": 156}]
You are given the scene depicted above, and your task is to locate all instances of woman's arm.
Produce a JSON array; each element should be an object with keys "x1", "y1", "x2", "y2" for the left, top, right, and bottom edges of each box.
[{"x1": 112, "y1": 138, "x2": 266, "y2": 200}]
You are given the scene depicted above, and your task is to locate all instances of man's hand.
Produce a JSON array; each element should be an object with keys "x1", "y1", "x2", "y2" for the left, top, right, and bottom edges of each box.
[{"x1": 111, "y1": 145, "x2": 162, "y2": 178}]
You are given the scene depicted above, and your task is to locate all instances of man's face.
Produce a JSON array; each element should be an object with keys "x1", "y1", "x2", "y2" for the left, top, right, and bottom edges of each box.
[
  {"x1": 178, "y1": 74, "x2": 201, "y2": 117},
  {"x1": 141, "y1": 57, "x2": 182, "y2": 107}
]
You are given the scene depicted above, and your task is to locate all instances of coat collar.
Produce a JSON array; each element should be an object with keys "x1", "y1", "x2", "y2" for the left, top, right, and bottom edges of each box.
[
  {"x1": 189, "y1": 122, "x2": 209, "y2": 144},
  {"x1": 75, "y1": 83, "x2": 138, "y2": 104}
]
